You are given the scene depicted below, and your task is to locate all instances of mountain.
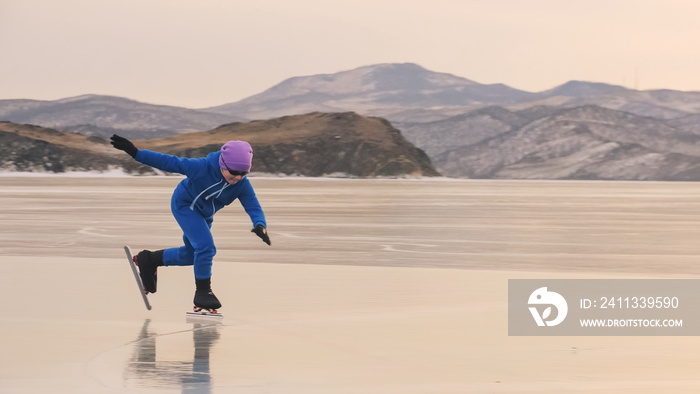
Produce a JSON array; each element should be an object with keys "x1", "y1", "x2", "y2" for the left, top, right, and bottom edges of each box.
[
  {"x1": 667, "y1": 113, "x2": 700, "y2": 135},
  {"x1": 429, "y1": 106, "x2": 700, "y2": 180},
  {"x1": 203, "y1": 63, "x2": 533, "y2": 121},
  {"x1": 0, "y1": 112, "x2": 439, "y2": 177},
  {"x1": 198, "y1": 63, "x2": 700, "y2": 123},
  {"x1": 541, "y1": 80, "x2": 629, "y2": 97},
  {"x1": 0, "y1": 95, "x2": 243, "y2": 139},
  {"x1": 6, "y1": 63, "x2": 700, "y2": 180},
  {"x1": 395, "y1": 106, "x2": 534, "y2": 159},
  {"x1": 5, "y1": 63, "x2": 700, "y2": 136},
  {"x1": 0, "y1": 121, "x2": 148, "y2": 173},
  {"x1": 516, "y1": 81, "x2": 700, "y2": 120},
  {"x1": 202, "y1": 64, "x2": 700, "y2": 123},
  {"x1": 138, "y1": 112, "x2": 439, "y2": 177}
]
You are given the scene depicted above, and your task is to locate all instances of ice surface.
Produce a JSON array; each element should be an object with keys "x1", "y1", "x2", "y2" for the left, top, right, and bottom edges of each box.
[{"x1": 2, "y1": 177, "x2": 700, "y2": 393}]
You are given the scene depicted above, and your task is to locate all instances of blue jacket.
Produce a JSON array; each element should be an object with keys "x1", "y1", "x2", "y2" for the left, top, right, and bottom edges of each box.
[{"x1": 135, "y1": 149, "x2": 266, "y2": 226}]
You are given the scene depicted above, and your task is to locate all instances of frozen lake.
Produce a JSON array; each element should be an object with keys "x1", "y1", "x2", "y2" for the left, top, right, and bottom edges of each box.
[{"x1": 2, "y1": 176, "x2": 700, "y2": 393}]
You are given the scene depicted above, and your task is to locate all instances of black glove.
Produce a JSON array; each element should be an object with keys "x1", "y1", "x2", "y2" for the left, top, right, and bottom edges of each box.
[
  {"x1": 251, "y1": 224, "x2": 271, "y2": 245},
  {"x1": 110, "y1": 134, "x2": 138, "y2": 158}
]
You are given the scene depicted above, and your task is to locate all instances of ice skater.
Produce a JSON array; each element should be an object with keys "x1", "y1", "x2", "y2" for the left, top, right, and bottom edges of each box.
[{"x1": 111, "y1": 134, "x2": 271, "y2": 313}]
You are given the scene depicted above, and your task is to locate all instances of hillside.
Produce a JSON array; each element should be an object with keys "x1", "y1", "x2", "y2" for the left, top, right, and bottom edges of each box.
[
  {"x1": 518, "y1": 81, "x2": 700, "y2": 120},
  {"x1": 0, "y1": 122, "x2": 148, "y2": 173},
  {"x1": 428, "y1": 106, "x2": 700, "y2": 180},
  {"x1": 4, "y1": 64, "x2": 700, "y2": 136},
  {"x1": 203, "y1": 63, "x2": 700, "y2": 124},
  {"x1": 203, "y1": 63, "x2": 532, "y2": 121},
  {"x1": 5, "y1": 63, "x2": 700, "y2": 181},
  {"x1": 0, "y1": 112, "x2": 439, "y2": 177},
  {"x1": 0, "y1": 95, "x2": 242, "y2": 139},
  {"x1": 395, "y1": 106, "x2": 533, "y2": 159},
  {"x1": 137, "y1": 112, "x2": 439, "y2": 177}
]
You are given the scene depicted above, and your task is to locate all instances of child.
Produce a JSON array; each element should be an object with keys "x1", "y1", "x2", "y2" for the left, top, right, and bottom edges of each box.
[{"x1": 111, "y1": 134, "x2": 271, "y2": 312}]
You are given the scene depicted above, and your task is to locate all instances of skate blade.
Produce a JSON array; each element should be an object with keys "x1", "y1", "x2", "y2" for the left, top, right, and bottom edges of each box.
[
  {"x1": 124, "y1": 245, "x2": 151, "y2": 311},
  {"x1": 186, "y1": 310, "x2": 224, "y2": 320}
]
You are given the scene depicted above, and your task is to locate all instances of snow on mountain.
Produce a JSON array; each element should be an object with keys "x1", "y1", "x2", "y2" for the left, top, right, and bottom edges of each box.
[
  {"x1": 202, "y1": 63, "x2": 530, "y2": 120},
  {"x1": 0, "y1": 95, "x2": 243, "y2": 139}
]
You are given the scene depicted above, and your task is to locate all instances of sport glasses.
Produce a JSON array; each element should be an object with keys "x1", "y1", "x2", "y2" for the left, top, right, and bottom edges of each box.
[
  {"x1": 227, "y1": 169, "x2": 248, "y2": 177},
  {"x1": 221, "y1": 157, "x2": 248, "y2": 177}
]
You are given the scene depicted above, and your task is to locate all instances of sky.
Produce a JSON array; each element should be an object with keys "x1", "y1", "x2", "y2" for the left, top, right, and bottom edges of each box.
[{"x1": 1, "y1": 0, "x2": 700, "y2": 108}]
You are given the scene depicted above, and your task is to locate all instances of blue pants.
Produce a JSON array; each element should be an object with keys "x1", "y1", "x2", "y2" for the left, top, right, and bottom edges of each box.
[{"x1": 162, "y1": 196, "x2": 216, "y2": 280}]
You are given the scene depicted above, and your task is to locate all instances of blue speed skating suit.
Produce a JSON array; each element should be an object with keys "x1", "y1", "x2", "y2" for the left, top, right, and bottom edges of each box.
[{"x1": 135, "y1": 149, "x2": 266, "y2": 279}]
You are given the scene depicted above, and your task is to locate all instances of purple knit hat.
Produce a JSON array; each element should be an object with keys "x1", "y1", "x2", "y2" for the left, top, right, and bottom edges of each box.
[{"x1": 219, "y1": 140, "x2": 253, "y2": 172}]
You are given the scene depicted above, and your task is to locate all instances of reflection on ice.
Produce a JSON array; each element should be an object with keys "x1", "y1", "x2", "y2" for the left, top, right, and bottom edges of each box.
[{"x1": 124, "y1": 320, "x2": 221, "y2": 393}]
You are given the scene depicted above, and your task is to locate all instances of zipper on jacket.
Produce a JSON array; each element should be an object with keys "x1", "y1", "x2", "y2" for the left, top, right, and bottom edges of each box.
[
  {"x1": 190, "y1": 180, "x2": 224, "y2": 211},
  {"x1": 205, "y1": 183, "x2": 230, "y2": 201},
  {"x1": 204, "y1": 183, "x2": 230, "y2": 213}
]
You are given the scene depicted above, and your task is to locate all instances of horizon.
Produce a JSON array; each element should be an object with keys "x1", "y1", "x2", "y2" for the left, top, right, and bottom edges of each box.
[
  {"x1": 4, "y1": 63, "x2": 699, "y2": 110},
  {"x1": 2, "y1": 0, "x2": 700, "y2": 108}
]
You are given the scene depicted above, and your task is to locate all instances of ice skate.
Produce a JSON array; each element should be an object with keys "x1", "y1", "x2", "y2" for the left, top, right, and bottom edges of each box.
[
  {"x1": 123, "y1": 246, "x2": 151, "y2": 310},
  {"x1": 187, "y1": 289, "x2": 223, "y2": 318},
  {"x1": 134, "y1": 249, "x2": 163, "y2": 294},
  {"x1": 193, "y1": 289, "x2": 222, "y2": 313}
]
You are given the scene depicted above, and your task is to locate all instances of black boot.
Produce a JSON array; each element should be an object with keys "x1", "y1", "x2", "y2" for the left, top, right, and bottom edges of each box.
[
  {"x1": 194, "y1": 277, "x2": 222, "y2": 311},
  {"x1": 135, "y1": 249, "x2": 164, "y2": 294}
]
